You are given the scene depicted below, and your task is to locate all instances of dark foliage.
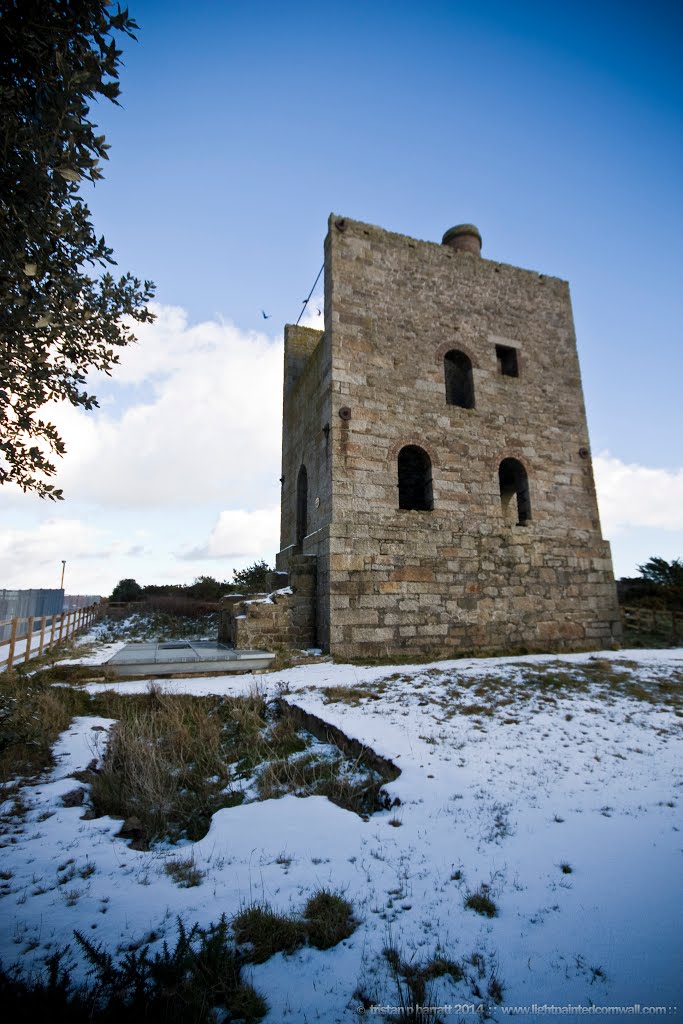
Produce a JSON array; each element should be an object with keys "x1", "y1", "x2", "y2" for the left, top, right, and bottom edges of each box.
[
  {"x1": 637, "y1": 556, "x2": 683, "y2": 588},
  {"x1": 0, "y1": 917, "x2": 267, "y2": 1022},
  {"x1": 0, "y1": 0, "x2": 155, "y2": 498},
  {"x1": 618, "y1": 557, "x2": 683, "y2": 611},
  {"x1": 232, "y1": 560, "x2": 271, "y2": 593},
  {"x1": 109, "y1": 578, "x2": 144, "y2": 603}
]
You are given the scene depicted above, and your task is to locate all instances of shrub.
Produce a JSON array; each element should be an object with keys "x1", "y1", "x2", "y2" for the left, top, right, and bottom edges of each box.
[
  {"x1": 232, "y1": 560, "x2": 271, "y2": 593},
  {"x1": 109, "y1": 579, "x2": 144, "y2": 603},
  {"x1": 0, "y1": 917, "x2": 267, "y2": 1022}
]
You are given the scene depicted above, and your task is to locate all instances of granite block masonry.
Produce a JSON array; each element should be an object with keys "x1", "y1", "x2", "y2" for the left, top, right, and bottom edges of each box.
[{"x1": 242, "y1": 214, "x2": 621, "y2": 659}]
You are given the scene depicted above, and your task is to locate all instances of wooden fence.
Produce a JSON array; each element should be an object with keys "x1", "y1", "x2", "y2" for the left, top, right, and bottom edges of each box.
[
  {"x1": 0, "y1": 603, "x2": 102, "y2": 673},
  {"x1": 621, "y1": 605, "x2": 682, "y2": 640}
]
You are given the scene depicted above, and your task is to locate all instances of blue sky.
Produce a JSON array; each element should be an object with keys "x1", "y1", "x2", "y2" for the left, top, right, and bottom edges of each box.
[{"x1": 2, "y1": 0, "x2": 682, "y2": 594}]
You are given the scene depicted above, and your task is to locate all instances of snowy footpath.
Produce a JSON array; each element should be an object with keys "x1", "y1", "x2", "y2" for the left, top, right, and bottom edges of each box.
[{"x1": 0, "y1": 645, "x2": 681, "y2": 1022}]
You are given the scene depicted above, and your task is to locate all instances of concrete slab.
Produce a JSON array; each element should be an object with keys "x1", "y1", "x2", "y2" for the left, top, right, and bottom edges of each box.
[{"x1": 107, "y1": 641, "x2": 275, "y2": 677}]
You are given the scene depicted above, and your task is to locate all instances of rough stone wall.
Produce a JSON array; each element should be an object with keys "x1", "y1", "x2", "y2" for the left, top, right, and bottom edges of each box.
[
  {"x1": 277, "y1": 324, "x2": 332, "y2": 645},
  {"x1": 277, "y1": 214, "x2": 621, "y2": 659},
  {"x1": 219, "y1": 557, "x2": 317, "y2": 651}
]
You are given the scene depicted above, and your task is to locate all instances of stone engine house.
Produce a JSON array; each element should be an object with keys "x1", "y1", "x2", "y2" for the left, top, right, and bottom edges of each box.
[{"x1": 241, "y1": 214, "x2": 621, "y2": 659}]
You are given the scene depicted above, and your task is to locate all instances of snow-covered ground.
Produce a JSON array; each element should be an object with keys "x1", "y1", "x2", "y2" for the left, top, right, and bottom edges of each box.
[{"x1": 1, "y1": 630, "x2": 681, "y2": 1022}]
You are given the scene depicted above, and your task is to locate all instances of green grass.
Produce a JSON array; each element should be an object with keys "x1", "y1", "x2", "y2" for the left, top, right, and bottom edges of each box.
[{"x1": 97, "y1": 610, "x2": 218, "y2": 643}]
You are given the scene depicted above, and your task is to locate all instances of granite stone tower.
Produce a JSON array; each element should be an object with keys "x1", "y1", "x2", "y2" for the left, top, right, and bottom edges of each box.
[{"x1": 274, "y1": 214, "x2": 621, "y2": 659}]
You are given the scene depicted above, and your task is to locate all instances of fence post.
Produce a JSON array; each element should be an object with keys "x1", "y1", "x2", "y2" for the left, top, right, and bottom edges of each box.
[
  {"x1": 24, "y1": 616, "x2": 35, "y2": 664},
  {"x1": 38, "y1": 615, "x2": 47, "y2": 657},
  {"x1": 7, "y1": 618, "x2": 18, "y2": 672}
]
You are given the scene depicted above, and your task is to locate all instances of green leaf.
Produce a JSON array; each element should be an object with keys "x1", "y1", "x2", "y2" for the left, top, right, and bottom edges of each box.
[{"x1": 56, "y1": 167, "x2": 82, "y2": 182}]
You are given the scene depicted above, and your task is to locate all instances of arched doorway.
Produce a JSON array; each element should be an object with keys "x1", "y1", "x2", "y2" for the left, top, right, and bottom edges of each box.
[
  {"x1": 398, "y1": 446, "x2": 434, "y2": 511},
  {"x1": 296, "y1": 464, "x2": 308, "y2": 546},
  {"x1": 498, "y1": 458, "x2": 531, "y2": 524}
]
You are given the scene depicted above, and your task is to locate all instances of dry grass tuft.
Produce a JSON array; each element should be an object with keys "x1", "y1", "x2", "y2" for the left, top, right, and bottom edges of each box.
[
  {"x1": 232, "y1": 904, "x2": 307, "y2": 963},
  {"x1": 303, "y1": 888, "x2": 356, "y2": 949},
  {"x1": 465, "y1": 884, "x2": 498, "y2": 917},
  {"x1": 256, "y1": 748, "x2": 386, "y2": 815},
  {"x1": 233, "y1": 889, "x2": 357, "y2": 962},
  {"x1": 89, "y1": 688, "x2": 244, "y2": 847},
  {"x1": 0, "y1": 672, "x2": 90, "y2": 784}
]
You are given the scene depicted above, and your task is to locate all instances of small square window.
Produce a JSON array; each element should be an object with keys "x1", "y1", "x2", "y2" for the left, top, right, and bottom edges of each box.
[{"x1": 496, "y1": 344, "x2": 519, "y2": 377}]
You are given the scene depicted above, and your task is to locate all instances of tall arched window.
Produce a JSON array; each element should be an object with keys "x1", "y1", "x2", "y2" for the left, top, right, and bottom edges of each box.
[
  {"x1": 444, "y1": 350, "x2": 475, "y2": 409},
  {"x1": 398, "y1": 446, "x2": 433, "y2": 511},
  {"x1": 499, "y1": 458, "x2": 531, "y2": 524},
  {"x1": 296, "y1": 464, "x2": 308, "y2": 545}
]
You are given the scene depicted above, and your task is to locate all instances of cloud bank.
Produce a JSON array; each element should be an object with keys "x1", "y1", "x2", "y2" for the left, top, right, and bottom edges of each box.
[
  {"x1": 44, "y1": 303, "x2": 284, "y2": 509},
  {"x1": 179, "y1": 507, "x2": 280, "y2": 561},
  {"x1": 593, "y1": 454, "x2": 683, "y2": 535}
]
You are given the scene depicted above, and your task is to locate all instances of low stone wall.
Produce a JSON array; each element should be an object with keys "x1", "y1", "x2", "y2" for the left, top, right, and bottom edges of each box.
[{"x1": 218, "y1": 556, "x2": 317, "y2": 651}]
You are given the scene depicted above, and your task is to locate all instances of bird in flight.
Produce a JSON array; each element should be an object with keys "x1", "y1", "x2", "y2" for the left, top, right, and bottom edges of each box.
[{"x1": 261, "y1": 310, "x2": 271, "y2": 319}]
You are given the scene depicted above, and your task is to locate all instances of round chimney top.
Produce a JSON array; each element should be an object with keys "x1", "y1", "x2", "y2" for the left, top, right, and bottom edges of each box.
[{"x1": 442, "y1": 224, "x2": 482, "y2": 256}]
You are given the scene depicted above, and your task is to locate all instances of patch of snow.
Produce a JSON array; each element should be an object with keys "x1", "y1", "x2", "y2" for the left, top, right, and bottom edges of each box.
[{"x1": 1, "y1": 647, "x2": 681, "y2": 1022}]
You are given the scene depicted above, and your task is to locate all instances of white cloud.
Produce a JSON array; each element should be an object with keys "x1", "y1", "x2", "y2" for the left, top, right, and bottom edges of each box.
[
  {"x1": 180, "y1": 506, "x2": 280, "y2": 561},
  {"x1": 594, "y1": 454, "x2": 683, "y2": 535},
  {"x1": 40, "y1": 303, "x2": 283, "y2": 508},
  {"x1": 0, "y1": 519, "x2": 143, "y2": 592}
]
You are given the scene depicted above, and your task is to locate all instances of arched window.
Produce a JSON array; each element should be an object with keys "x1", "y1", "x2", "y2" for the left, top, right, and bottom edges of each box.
[
  {"x1": 398, "y1": 446, "x2": 433, "y2": 511},
  {"x1": 444, "y1": 350, "x2": 475, "y2": 409},
  {"x1": 296, "y1": 464, "x2": 308, "y2": 545},
  {"x1": 499, "y1": 458, "x2": 531, "y2": 525}
]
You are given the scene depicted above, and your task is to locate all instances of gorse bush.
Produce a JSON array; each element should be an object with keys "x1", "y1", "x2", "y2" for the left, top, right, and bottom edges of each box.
[
  {"x1": 0, "y1": 917, "x2": 266, "y2": 1022},
  {"x1": 0, "y1": 895, "x2": 358, "y2": 1020}
]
